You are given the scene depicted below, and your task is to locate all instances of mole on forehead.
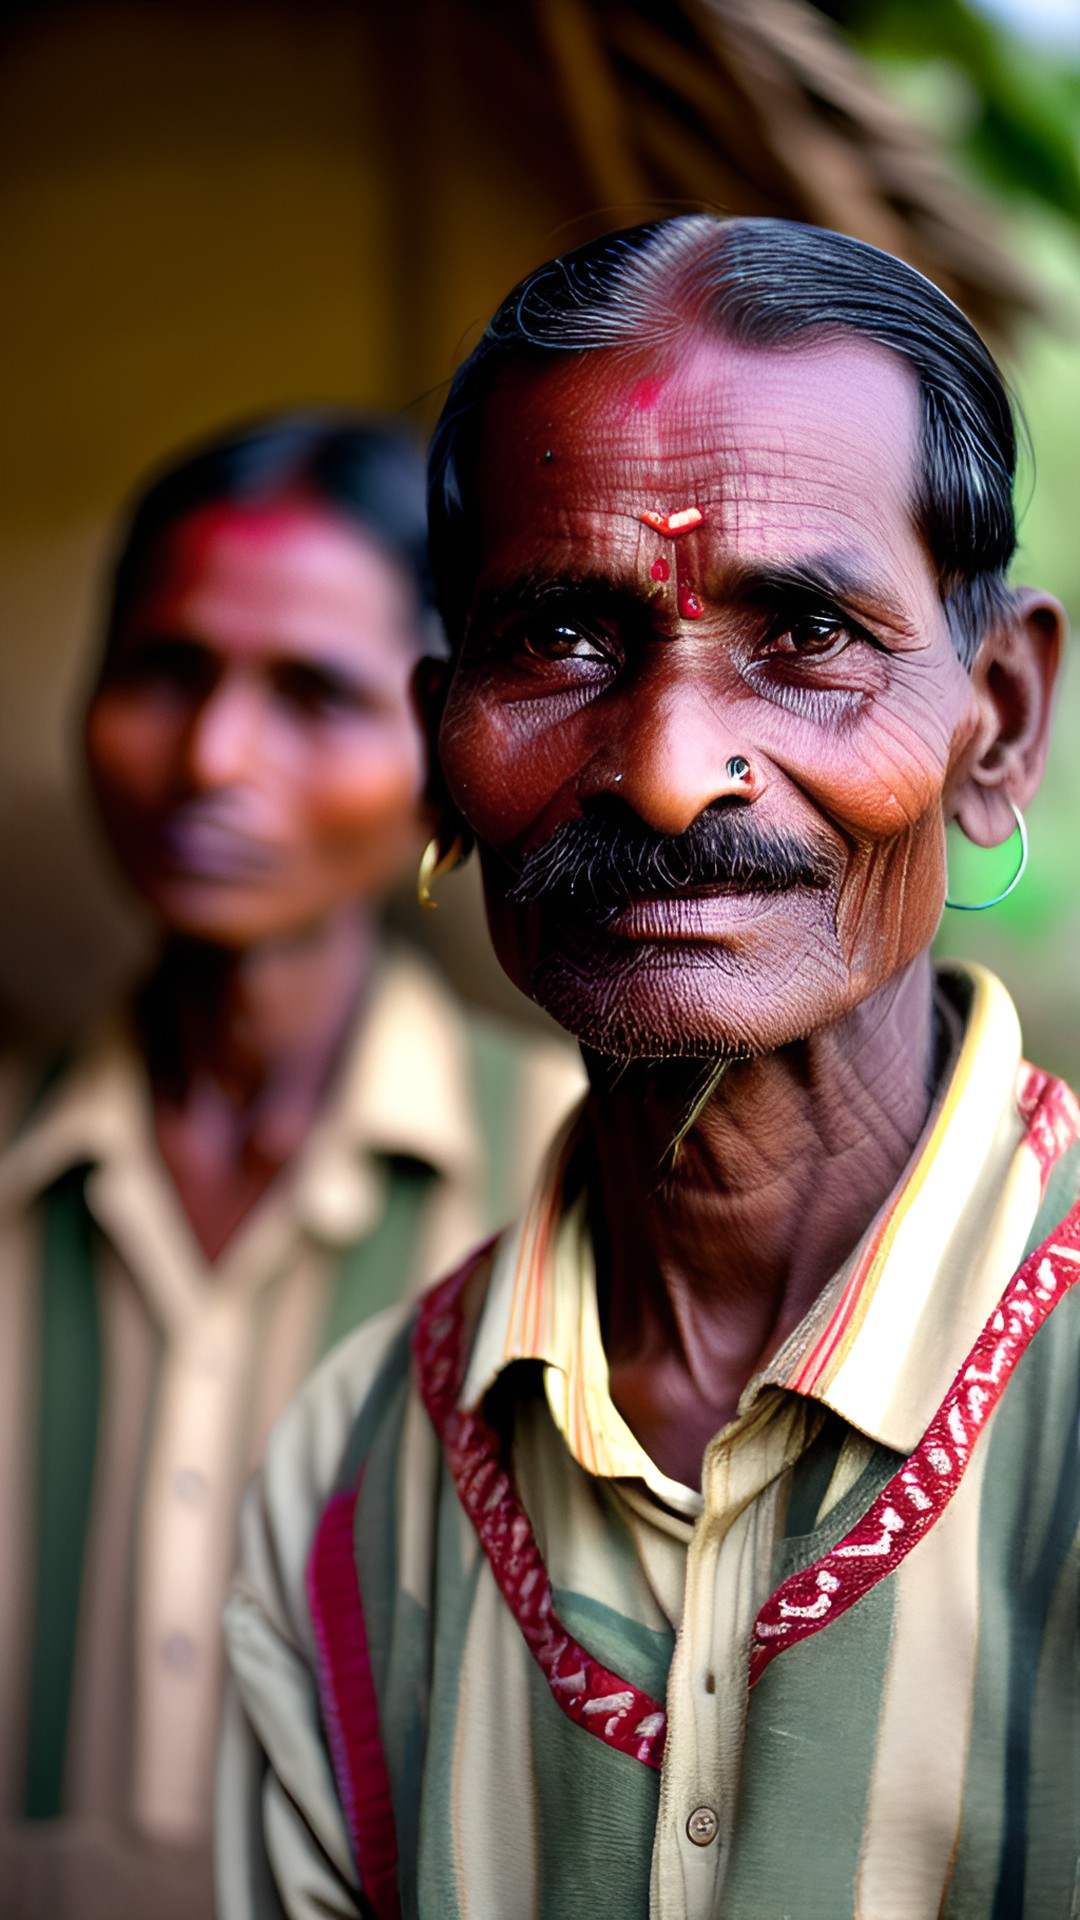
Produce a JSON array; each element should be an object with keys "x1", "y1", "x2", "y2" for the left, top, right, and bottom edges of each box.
[
  {"x1": 484, "y1": 354, "x2": 919, "y2": 545},
  {"x1": 530, "y1": 425, "x2": 906, "y2": 512}
]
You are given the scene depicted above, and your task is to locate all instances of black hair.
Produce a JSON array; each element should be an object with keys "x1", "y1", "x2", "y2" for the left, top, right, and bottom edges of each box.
[
  {"x1": 105, "y1": 410, "x2": 435, "y2": 654},
  {"x1": 428, "y1": 216, "x2": 1020, "y2": 665}
]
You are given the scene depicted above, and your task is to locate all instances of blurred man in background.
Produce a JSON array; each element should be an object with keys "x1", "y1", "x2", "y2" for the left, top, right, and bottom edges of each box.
[{"x1": 0, "y1": 414, "x2": 581, "y2": 1918}]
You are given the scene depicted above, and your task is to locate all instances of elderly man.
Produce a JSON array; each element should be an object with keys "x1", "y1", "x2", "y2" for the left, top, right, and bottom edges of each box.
[{"x1": 220, "y1": 220, "x2": 1078, "y2": 1918}]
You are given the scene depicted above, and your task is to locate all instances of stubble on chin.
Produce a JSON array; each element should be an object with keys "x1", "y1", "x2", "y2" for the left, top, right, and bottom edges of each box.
[{"x1": 527, "y1": 913, "x2": 855, "y2": 1062}]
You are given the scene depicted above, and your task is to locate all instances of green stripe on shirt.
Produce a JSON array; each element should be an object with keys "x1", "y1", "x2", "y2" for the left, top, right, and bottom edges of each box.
[
  {"x1": 466, "y1": 1018, "x2": 525, "y2": 1232},
  {"x1": 320, "y1": 1157, "x2": 436, "y2": 1358},
  {"x1": 25, "y1": 1167, "x2": 102, "y2": 1819},
  {"x1": 723, "y1": 1507, "x2": 897, "y2": 1914},
  {"x1": 947, "y1": 1283, "x2": 1080, "y2": 1918}
]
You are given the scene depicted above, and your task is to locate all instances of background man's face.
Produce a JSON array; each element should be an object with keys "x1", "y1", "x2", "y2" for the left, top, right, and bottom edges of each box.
[
  {"x1": 86, "y1": 500, "x2": 425, "y2": 948},
  {"x1": 439, "y1": 334, "x2": 988, "y2": 1057}
]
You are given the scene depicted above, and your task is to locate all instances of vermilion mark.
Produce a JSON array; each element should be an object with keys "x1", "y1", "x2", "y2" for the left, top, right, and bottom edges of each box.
[
  {"x1": 639, "y1": 507, "x2": 704, "y2": 537},
  {"x1": 677, "y1": 586, "x2": 704, "y2": 619},
  {"x1": 629, "y1": 375, "x2": 667, "y2": 411},
  {"x1": 650, "y1": 558, "x2": 670, "y2": 583}
]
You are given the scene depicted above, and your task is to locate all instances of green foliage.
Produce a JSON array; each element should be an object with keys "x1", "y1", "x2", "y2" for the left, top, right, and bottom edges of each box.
[
  {"x1": 811, "y1": 3, "x2": 1080, "y2": 1080},
  {"x1": 817, "y1": 0, "x2": 1080, "y2": 222}
]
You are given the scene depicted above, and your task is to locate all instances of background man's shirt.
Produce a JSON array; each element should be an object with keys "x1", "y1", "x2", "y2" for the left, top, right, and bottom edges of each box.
[{"x1": 0, "y1": 943, "x2": 582, "y2": 1920}]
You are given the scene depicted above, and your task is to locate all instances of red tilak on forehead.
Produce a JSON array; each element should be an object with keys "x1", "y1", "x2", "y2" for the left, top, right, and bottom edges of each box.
[{"x1": 639, "y1": 507, "x2": 705, "y2": 537}]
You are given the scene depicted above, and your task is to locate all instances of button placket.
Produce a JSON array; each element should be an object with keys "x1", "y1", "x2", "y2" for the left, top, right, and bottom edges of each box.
[
  {"x1": 132, "y1": 1297, "x2": 249, "y2": 1840},
  {"x1": 173, "y1": 1466, "x2": 208, "y2": 1506},
  {"x1": 649, "y1": 1402, "x2": 816, "y2": 1916}
]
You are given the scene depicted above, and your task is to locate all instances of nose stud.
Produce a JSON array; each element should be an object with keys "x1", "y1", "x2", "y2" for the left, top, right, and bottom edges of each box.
[{"x1": 613, "y1": 762, "x2": 749, "y2": 792}]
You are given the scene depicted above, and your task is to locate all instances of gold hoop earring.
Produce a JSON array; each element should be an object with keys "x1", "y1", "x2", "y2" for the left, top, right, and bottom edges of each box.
[{"x1": 417, "y1": 833, "x2": 465, "y2": 910}]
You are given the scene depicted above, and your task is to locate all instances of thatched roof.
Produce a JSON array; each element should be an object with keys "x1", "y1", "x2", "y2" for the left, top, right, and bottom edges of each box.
[{"x1": 372, "y1": 0, "x2": 1033, "y2": 402}]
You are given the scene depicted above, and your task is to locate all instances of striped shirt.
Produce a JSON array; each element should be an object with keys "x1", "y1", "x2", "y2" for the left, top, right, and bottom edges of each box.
[
  {"x1": 0, "y1": 943, "x2": 583, "y2": 1920},
  {"x1": 221, "y1": 962, "x2": 1080, "y2": 1918}
]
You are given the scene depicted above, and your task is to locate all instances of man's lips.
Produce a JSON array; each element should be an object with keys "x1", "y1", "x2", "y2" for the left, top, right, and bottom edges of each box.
[
  {"x1": 603, "y1": 890, "x2": 784, "y2": 940},
  {"x1": 156, "y1": 815, "x2": 284, "y2": 882}
]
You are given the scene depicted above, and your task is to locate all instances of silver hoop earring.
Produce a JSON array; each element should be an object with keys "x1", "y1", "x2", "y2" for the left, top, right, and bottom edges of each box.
[{"x1": 945, "y1": 800, "x2": 1028, "y2": 912}]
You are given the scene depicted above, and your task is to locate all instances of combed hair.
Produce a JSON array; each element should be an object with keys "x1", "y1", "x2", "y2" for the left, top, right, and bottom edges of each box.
[
  {"x1": 428, "y1": 216, "x2": 1020, "y2": 665},
  {"x1": 104, "y1": 410, "x2": 435, "y2": 656}
]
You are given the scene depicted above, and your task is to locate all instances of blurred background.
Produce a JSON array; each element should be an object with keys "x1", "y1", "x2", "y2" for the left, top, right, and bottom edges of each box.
[{"x1": 2, "y1": 0, "x2": 1079, "y2": 1070}]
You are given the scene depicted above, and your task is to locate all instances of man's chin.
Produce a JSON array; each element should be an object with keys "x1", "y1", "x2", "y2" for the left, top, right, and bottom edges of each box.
[
  {"x1": 527, "y1": 938, "x2": 776, "y2": 1061},
  {"x1": 142, "y1": 875, "x2": 340, "y2": 952}
]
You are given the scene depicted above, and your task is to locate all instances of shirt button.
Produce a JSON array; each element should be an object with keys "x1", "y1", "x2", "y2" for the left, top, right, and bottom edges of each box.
[
  {"x1": 161, "y1": 1631, "x2": 198, "y2": 1674},
  {"x1": 687, "y1": 1805, "x2": 720, "y2": 1847}
]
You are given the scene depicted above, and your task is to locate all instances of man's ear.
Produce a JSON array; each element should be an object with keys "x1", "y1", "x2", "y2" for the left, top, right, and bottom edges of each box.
[
  {"x1": 411, "y1": 654, "x2": 449, "y2": 808},
  {"x1": 410, "y1": 653, "x2": 473, "y2": 855},
  {"x1": 951, "y1": 589, "x2": 1065, "y2": 850}
]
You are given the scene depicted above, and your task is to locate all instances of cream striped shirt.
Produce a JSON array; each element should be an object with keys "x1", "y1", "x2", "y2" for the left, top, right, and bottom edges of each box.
[{"x1": 0, "y1": 942, "x2": 583, "y2": 1919}]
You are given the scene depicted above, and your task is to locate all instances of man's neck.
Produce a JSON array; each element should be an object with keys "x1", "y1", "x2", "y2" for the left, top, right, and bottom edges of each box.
[
  {"x1": 137, "y1": 907, "x2": 377, "y2": 1259},
  {"x1": 585, "y1": 955, "x2": 941, "y2": 1486},
  {"x1": 141, "y1": 908, "x2": 376, "y2": 1106}
]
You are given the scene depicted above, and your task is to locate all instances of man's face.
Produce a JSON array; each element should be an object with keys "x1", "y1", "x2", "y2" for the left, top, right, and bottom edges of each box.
[
  {"x1": 438, "y1": 335, "x2": 987, "y2": 1057},
  {"x1": 86, "y1": 500, "x2": 425, "y2": 947}
]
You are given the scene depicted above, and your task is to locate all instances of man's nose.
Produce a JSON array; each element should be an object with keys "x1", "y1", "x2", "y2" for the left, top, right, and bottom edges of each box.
[
  {"x1": 595, "y1": 677, "x2": 764, "y2": 835},
  {"x1": 182, "y1": 676, "x2": 264, "y2": 789}
]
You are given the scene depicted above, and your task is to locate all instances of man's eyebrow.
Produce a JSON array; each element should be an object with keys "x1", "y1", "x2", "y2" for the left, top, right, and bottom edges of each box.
[
  {"x1": 733, "y1": 554, "x2": 909, "y2": 615},
  {"x1": 469, "y1": 555, "x2": 918, "y2": 632},
  {"x1": 469, "y1": 572, "x2": 639, "y2": 624}
]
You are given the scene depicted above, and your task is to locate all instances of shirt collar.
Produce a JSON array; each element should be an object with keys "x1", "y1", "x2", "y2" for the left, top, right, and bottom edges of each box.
[
  {"x1": 780, "y1": 961, "x2": 1069, "y2": 1452},
  {"x1": 0, "y1": 1010, "x2": 146, "y2": 1212},
  {"x1": 460, "y1": 1110, "x2": 705, "y2": 1509},
  {"x1": 0, "y1": 942, "x2": 479, "y2": 1249},
  {"x1": 461, "y1": 962, "x2": 1077, "y2": 1495},
  {"x1": 291, "y1": 942, "x2": 480, "y2": 1241}
]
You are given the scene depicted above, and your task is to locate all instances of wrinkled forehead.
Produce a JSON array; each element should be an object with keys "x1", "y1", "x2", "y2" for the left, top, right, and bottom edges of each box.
[{"x1": 473, "y1": 333, "x2": 924, "y2": 575}]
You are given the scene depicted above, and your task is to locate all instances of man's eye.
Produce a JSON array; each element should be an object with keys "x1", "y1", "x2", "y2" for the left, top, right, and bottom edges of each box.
[
  {"x1": 273, "y1": 662, "x2": 367, "y2": 715},
  {"x1": 522, "y1": 623, "x2": 612, "y2": 664},
  {"x1": 114, "y1": 636, "x2": 210, "y2": 690},
  {"x1": 763, "y1": 615, "x2": 853, "y2": 663}
]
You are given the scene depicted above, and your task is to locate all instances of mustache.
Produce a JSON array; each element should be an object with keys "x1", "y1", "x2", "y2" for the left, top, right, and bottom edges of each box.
[{"x1": 505, "y1": 805, "x2": 834, "y2": 926}]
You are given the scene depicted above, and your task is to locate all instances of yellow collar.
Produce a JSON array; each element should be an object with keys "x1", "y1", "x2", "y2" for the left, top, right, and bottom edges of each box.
[{"x1": 462, "y1": 964, "x2": 1074, "y2": 1503}]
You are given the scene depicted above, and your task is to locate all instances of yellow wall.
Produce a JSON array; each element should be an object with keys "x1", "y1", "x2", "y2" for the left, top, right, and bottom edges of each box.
[
  {"x1": 0, "y1": 0, "x2": 577, "y2": 1033},
  {"x1": 5, "y1": 0, "x2": 1077, "y2": 1069}
]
